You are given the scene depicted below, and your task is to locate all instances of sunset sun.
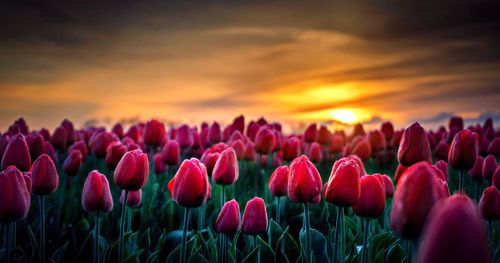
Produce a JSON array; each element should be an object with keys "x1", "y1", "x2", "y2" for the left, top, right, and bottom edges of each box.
[{"x1": 330, "y1": 109, "x2": 358, "y2": 124}]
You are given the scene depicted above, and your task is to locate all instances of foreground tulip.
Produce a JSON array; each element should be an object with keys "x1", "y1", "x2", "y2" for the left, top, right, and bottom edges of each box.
[
  {"x1": 288, "y1": 155, "x2": 322, "y2": 203},
  {"x1": 390, "y1": 162, "x2": 446, "y2": 240},
  {"x1": 114, "y1": 149, "x2": 149, "y2": 191},
  {"x1": 63, "y1": 149, "x2": 83, "y2": 177},
  {"x1": 215, "y1": 199, "x2": 240, "y2": 235},
  {"x1": 241, "y1": 196, "x2": 268, "y2": 263},
  {"x1": 82, "y1": 170, "x2": 113, "y2": 263},
  {"x1": 212, "y1": 148, "x2": 239, "y2": 186},
  {"x1": 397, "y1": 122, "x2": 432, "y2": 166},
  {"x1": 479, "y1": 186, "x2": 500, "y2": 222},
  {"x1": 448, "y1": 129, "x2": 479, "y2": 191},
  {"x1": 268, "y1": 165, "x2": 289, "y2": 224},
  {"x1": 1, "y1": 134, "x2": 31, "y2": 171},
  {"x1": 143, "y1": 119, "x2": 166, "y2": 148},
  {"x1": 417, "y1": 194, "x2": 489, "y2": 263},
  {"x1": 324, "y1": 157, "x2": 361, "y2": 207}
]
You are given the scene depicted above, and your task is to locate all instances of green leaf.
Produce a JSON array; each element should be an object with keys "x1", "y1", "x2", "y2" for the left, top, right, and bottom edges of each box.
[
  {"x1": 386, "y1": 243, "x2": 406, "y2": 263},
  {"x1": 299, "y1": 228, "x2": 329, "y2": 263},
  {"x1": 267, "y1": 219, "x2": 283, "y2": 251},
  {"x1": 52, "y1": 241, "x2": 69, "y2": 263},
  {"x1": 241, "y1": 246, "x2": 259, "y2": 263}
]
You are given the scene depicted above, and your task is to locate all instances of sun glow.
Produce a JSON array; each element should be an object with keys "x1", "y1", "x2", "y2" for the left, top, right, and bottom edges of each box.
[{"x1": 330, "y1": 109, "x2": 358, "y2": 124}]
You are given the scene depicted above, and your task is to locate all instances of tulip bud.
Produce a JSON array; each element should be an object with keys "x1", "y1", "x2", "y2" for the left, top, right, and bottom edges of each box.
[
  {"x1": 317, "y1": 126, "x2": 331, "y2": 146},
  {"x1": 176, "y1": 124, "x2": 194, "y2": 149},
  {"x1": 143, "y1": 119, "x2": 166, "y2": 147},
  {"x1": 31, "y1": 154, "x2": 59, "y2": 195},
  {"x1": 61, "y1": 119, "x2": 75, "y2": 144},
  {"x1": 50, "y1": 126, "x2": 67, "y2": 151},
  {"x1": 230, "y1": 139, "x2": 245, "y2": 160},
  {"x1": 208, "y1": 122, "x2": 222, "y2": 144},
  {"x1": 433, "y1": 160, "x2": 449, "y2": 182},
  {"x1": 112, "y1": 123, "x2": 124, "y2": 139},
  {"x1": 417, "y1": 194, "x2": 489, "y2": 263},
  {"x1": 1, "y1": 134, "x2": 31, "y2": 171},
  {"x1": 243, "y1": 142, "x2": 257, "y2": 161},
  {"x1": 246, "y1": 121, "x2": 260, "y2": 142},
  {"x1": 353, "y1": 175, "x2": 386, "y2": 218},
  {"x1": 268, "y1": 166, "x2": 289, "y2": 197},
  {"x1": 27, "y1": 133, "x2": 45, "y2": 163},
  {"x1": 82, "y1": 170, "x2": 114, "y2": 213},
  {"x1": 43, "y1": 141, "x2": 57, "y2": 163},
  {"x1": 125, "y1": 125, "x2": 141, "y2": 142},
  {"x1": 241, "y1": 197, "x2": 268, "y2": 235},
  {"x1": 282, "y1": 137, "x2": 301, "y2": 162},
  {"x1": 231, "y1": 115, "x2": 245, "y2": 134},
  {"x1": 212, "y1": 148, "x2": 239, "y2": 185},
  {"x1": 89, "y1": 131, "x2": 117, "y2": 158},
  {"x1": 201, "y1": 151, "x2": 220, "y2": 176},
  {"x1": 69, "y1": 140, "x2": 88, "y2": 161},
  {"x1": 390, "y1": 162, "x2": 445, "y2": 240},
  {"x1": 332, "y1": 155, "x2": 366, "y2": 178},
  {"x1": 397, "y1": 122, "x2": 432, "y2": 166},
  {"x1": 448, "y1": 116, "x2": 464, "y2": 131},
  {"x1": 324, "y1": 156, "x2": 361, "y2": 207},
  {"x1": 154, "y1": 153, "x2": 166, "y2": 174},
  {"x1": 161, "y1": 140, "x2": 180, "y2": 165},
  {"x1": 255, "y1": 126, "x2": 275, "y2": 155},
  {"x1": 493, "y1": 167, "x2": 500, "y2": 189},
  {"x1": 63, "y1": 149, "x2": 83, "y2": 176},
  {"x1": 381, "y1": 122, "x2": 394, "y2": 142},
  {"x1": 308, "y1": 142, "x2": 323, "y2": 163},
  {"x1": 482, "y1": 154, "x2": 497, "y2": 181},
  {"x1": 303, "y1": 124, "x2": 317, "y2": 143},
  {"x1": 468, "y1": 156, "x2": 484, "y2": 182},
  {"x1": 478, "y1": 186, "x2": 500, "y2": 221},
  {"x1": 328, "y1": 134, "x2": 344, "y2": 154},
  {"x1": 351, "y1": 123, "x2": 366, "y2": 139},
  {"x1": 488, "y1": 137, "x2": 500, "y2": 157},
  {"x1": 114, "y1": 149, "x2": 149, "y2": 191},
  {"x1": 374, "y1": 173, "x2": 394, "y2": 198},
  {"x1": 168, "y1": 158, "x2": 211, "y2": 208},
  {"x1": 448, "y1": 129, "x2": 479, "y2": 171},
  {"x1": 105, "y1": 141, "x2": 127, "y2": 170},
  {"x1": 347, "y1": 136, "x2": 371, "y2": 162},
  {"x1": 433, "y1": 140, "x2": 449, "y2": 161},
  {"x1": 368, "y1": 130, "x2": 386, "y2": 154},
  {"x1": 394, "y1": 163, "x2": 408, "y2": 185},
  {"x1": 0, "y1": 166, "x2": 31, "y2": 222},
  {"x1": 215, "y1": 199, "x2": 241, "y2": 235},
  {"x1": 120, "y1": 189, "x2": 142, "y2": 208},
  {"x1": 288, "y1": 155, "x2": 322, "y2": 203}
]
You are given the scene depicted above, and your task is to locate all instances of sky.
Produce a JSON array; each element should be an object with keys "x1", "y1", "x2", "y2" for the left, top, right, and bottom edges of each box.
[{"x1": 1, "y1": 0, "x2": 500, "y2": 132}]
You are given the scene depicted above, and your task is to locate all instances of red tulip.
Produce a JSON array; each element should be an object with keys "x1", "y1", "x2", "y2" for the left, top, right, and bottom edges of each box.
[
  {"x1": 324, "y1": 156, "x2": 361, "y2": 207},
  {"x1": 243, "y1": 142, "x2": 257, "y2": 161},
  {"x1": 287, "y1": 155, "x2": 322, "y2": 203},
  {"x1": 209, "y1": 122, "x2": 222, "y2": 144},
  {"x1": 43, "y1": 141, "x2": 57, "y2": 163},
  {"x1": 126, "y1": 125, "x2": 141, "y2": 142},
  {"x1": 105, "y1": 141, "x2": 127, "y2": 170},
  {"x1": 89, "y1": 131, "x2": 117, "y2": 158},
  {"x1": 161, "y1": 140, "x2": 180, "y2": 165},
  {"x1": 317, "y1": 125, "x2": 331, "y2": 146},
  {"x1": 433, "y1": 160, "x2": 449, "y2": 182},
  {"x1": 397, "y1": 122, "x2": 432, "y2": 166},
  {"x1": 381, "y1": 122, "x2": 394, "y2": 142},
  {"x1": 215, "y1": 199, "x2": 241, "y2": 235},
  {"x1": 120, "y1": 189, "x2": 142, "y2": 208},
  {"x1": 143, "y1": 119, "x2": 166, "y2": 147},
  {"x1": 392, "y1": 129, "x2": 404, "y2": 147},
  {"x1": 433, "y1": 140, "x2": 449, "y2": 161},
  {"x1": 246, "y1": 121, "x2": 260, "y2": 142},
  {"x1": 468, "y1": 156, "x2": 484, "y2": 182},
  {"x1": 13, "y1": 118, "x2": 29, "y2": 135},
  {"x1": 241, "y1": 197, "x2": 268, "y2": 235},
  {"x1": 394, "y1": 164, "x2": 408, "y2": 185},
  {"x1": 482, "y1": 154, "x2": 497, "y2": 181},
  {"x1": 331, "y1": 155, "x2": 366, "y2": 178},
  {"x1": 417, "y1": 194, "x2": 489, "y2": 263},
  {"x1": 0, "y1": 166, "x2": 31, "y2": 222},
  {"x1": 50, "y1": 126, "x2": 67, "y2": 151},
  {"x1": 23, "y1": 171, "x2": 32, "y2": 193},
  {"x1": 39, "y1": 128, "x2": 50, "y2": 141},
  {"x1": 168, "y1": 158, "x2": 211, "y2": 208},
  {"x1": 479, "y1": 186, "x2": 500, "y2": 221},
  {"x1": 487, "y1": 137, "x2": 500, "y2": 157},
  {"x1": 176, "y1": 124, "x2": 194, "y2": 149},
  {"x1": 1, "y1": 134, "x2": 31, "y2": 171},
  {"x1": 69, "y1": 140, "x2": 88, "y2": 161},
  {"x1": 351, "y1": 123, "x2": 366, "y2": 139},
  {"x1": 374, "y1": 173, "x2": 394, "y2": 198},
  {"x1": 61, "y1": 119, "x2": 75, "y2": 145},
  {"x1": 63, "y1": 149, "x2": 83, "y2": 176},
  {"x1": 112, "y1": 123, "x2": 125, "y2": 139},
  {"x1": 282, "y1": 137, "x2": 301, "y2": 162},
  {"x1": 268, "y1": 165, "x2": 289, "y2": 197},
  {"x1": 493, "y1": 167, "x2": 500, "y2": 189},
  {"x1": 448, "y1": 116, "x2": 464, "y2": 131},
  {"x1": 27, "y1": 133, "x2": 45, "y2": 162},
  {"x1": 347, "y1": 136, "x2": 371, "y2": 162},
  {"x1": 212, "y1": 148, "x2": 239, "y2": 185},
  {"x1": 154, "y1": 153, "x2": 166, "y2": 174},
  {"x1": 114, "y1": 149, "x2": 149, "y2": 191},
  {"x1": 303, "y1": 124, "x2": 317, "y2": 143},
  {"x1": 308, "y1": 142, "x2": 323, "y2": 163},
  {"x1": 228, "y1": 131, "x2": 245, "y2": 145},
  {"x1": 31, "y1": 154, "x2": 59, "y2": 195},
  {"x1": 353, "y1": 175, "x2": 386, "y2": 218},
  {"x1": 0, "y1": 134, "x2": 11, "y2": 161},
  {"x1": 328, "y1": 134, "x2": 344, "y2": 154},
  {"x1": 230, "y1": 139, "x2": 245, "y2": 160},
  {"x1": 231, "y1": 115, "x2": 245, "y2": 134},
  {"x1": 82, "y1": 170, "x2": 113, "y2": 213},
  {"x1": 368, "y1": 130, "x2": 386, "y2": 153},
  {"x1": 255, "y1": 126, "x2": 275, "y2": 155},
  {"x1": 390, "y1": 161, "x2": 446, "y2": 240},
  {"x1": 448, "y1": 129, "x2": 479, "y2": 171}
]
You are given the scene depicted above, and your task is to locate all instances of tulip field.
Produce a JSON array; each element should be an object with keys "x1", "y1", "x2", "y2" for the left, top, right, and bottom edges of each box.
[{"x1": 1, "y1": 115, "x2": 500, "y2": 263}]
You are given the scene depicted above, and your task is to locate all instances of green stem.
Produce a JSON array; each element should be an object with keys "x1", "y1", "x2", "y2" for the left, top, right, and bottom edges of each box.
[
  {"x1": 304, "y1": 203, "x2": 312, "y2": 263},
  {"x1": 39, "y1": 195, "x2": 45, "y2": 263},
  {"x1": 118, "y1": 190, "x2": 128, "y2": 261},
  {"x1": 459, "y1": 170, "x2": 464, "y2": 193},
  {"x1": 361, "y1": 219, "x2": 371, "y2": 263},
  {"x1": 180, "y1": 207, "x2": 191, "y2": 263},
  {"x1": 221, "y1": 185, "x2": 225, "y2": 208},
  {"x1": 198, "y1": 205, "x2": 205, "y2": 231},
  {"x1": 10, "y1": 222, "x2": 16, "y2": 257},
  {"x1": 5, "y1": 222, "x2": 11, "y2": 263},
  {"x1": 94, "y1": 213, "x2": 100, "y2": 263},
  {"x1": 333, "y1": 206, "x2": 344, "y2": 263},
  {"x1": 276, "y1": 197, "x2": 281, "y2": 225},
  {"x1": 254, "y1": 235, "x2": 260, "y2": 263}
]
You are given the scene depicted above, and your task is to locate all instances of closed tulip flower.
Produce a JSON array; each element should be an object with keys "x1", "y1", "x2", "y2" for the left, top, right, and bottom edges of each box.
[
  {"x1": 288, "y1": 155, "x2": 322, "y2": 203},
  {"x1": 433, "y1": 140, "x2": 449, "y2": 161},
  {"x1": 31, "y1": 154, "x2": 59, "y2": 195},
  {"x1": 487, "y1": 137, "x2": 500, "y2": 157},
  {"x1": 212, "y1": 148, "x2": 239, "y2": 185},
  {"x1": 282, "y1": 137, "x2": 301, "y2": 162},
  {"x1": 1, "y1": 134, "x2": 31, "y2": 171},
  {"x1": 390, "y1": 162, "x2": 445, "y2": 240},
  {"x1": 482, "y1": 154, "x2": 497, "y2": 181},
  {"x1": 112, "y1": 123, "x2": 125, "y2": 139},
  {"x1": 348, "y1": 136, "x2": 371, "y2": 162},
  {"x1": 105, "y1": 141, "x2": 127, "y2": 170},
  {"x1": 329, "y1": 134, "x2": 344, "y2": 154},
  {"x1": 231, "y1": 115, "x2": 245, "y2": 134},
  {"x1": 397, "y1": 122, "x2": 432, "y2": 166},
  {"x1": 433, "y1": 160, "x2": 449, "y2": 182},
  {"x1": 215, "y1": 199, "x2": 241, "y2": 235},
  {"x1": 448, "y1": 129, "x2": 479, "y2": 171},
  {"x1": 143, "y1": 119, "x2": 166, "y2": 147},
  {"x1": 176, "y1": 124, "x2": 194, "y2": 149},
  {"x1": 493, "y1": 167, "x2": 500, "y2": 189},
  {"x1": 120, "y1": 189, "x2": 142, "y2": 208},
  {"x1": 246, "y1": 121, "x2": 260, "y2": 142},
  {"x1": 161, "y1": 140, "x2": 181, "y2": 165},
  {"x1": 255, "y1": 126, "x2": 275, "y2": 155},
  {"x1": 69, "y1": 140, "x2": 88, "y2": 161},
  {"x1": 381, "y1": 122, "x2": 394, "y2": 142},
  {"x1": 50, "y1": 126, "x2": 67, "y2": 151},
  {"x1": 303, "y1": 124, "x2": 317, "y2": 143},
  {"x1": 43, "y1": 141, "x2": 57, "y2": 163},
  {"x1": 368, "y1": 130, "x2": 386, "y2": 154},
  {"x1": 89, "y1": 131, "x2": 117, "y2": 158},
  {"x1": 0, "y1": 166, "x2": 31, "y2": 222},
  {"x1": 201, "y1": 151, "x2": 220, "y2": 176},
  {"x1": 394, "y1": 164, "x2": 408, "y2": 185},
  {"x1": 268, "y1": 166, "x2": 289, "y2": 197},
  {"x1": 479, "y1": 186, "x2": 500, "y2": 221},
  {"x1": 82, "y1": 170, "x2": 113, "y2": 213},
  {"x1": 114, "y1": 149, "x2": 149, "y2": 191},
  {"x1": 241, "y1": 197, "x2": 268, "y2": 235},
  {"x1": 154, "y1": 153, "x2": 166, "y2": 174},
  {"x1": 308, "y1": 142, "x2": 323, "y2": 163},
  {"x1": 209, "y1": 122, "x2": 222, "y2": 144},
  {"x1": 168, "y1": 158, "x2": 211, "y2": 208},
  {"x1": 468, "y1": 156, "x2": 484, "y2": 182},
  {"x1": 331, "y1": 155, "x2": 366, "y2": 178},
  {"x1": 324, "y1": 157, "x2": 361, "y2": 207},
  {"x1": 230, "y1": 139, "x2": 245, "y2": 160},
  {"x1": 63, "y1": 149, "x2": 83, "y2": 176},
  {"x1": 243, "y1": 141, "x2": 257, "y2": 161},
  {"x1": 317, "y1": 125, "x2": 331, "y2": 146},
  {"x1": 27, "y1": 133, "x2": 45, "y2": 162},
  {"x1": 417, "y1": 194, "x2": 489, "y2": 263},
  {"x1": 374, "y1": 173, "x2": 394, "y2": 198},
  {"x1": 448, "y1": 116, "x2": 464, "y2": 131},
  {"x1": 353, "y1": 175, "x2": 386, "y2": 218}
]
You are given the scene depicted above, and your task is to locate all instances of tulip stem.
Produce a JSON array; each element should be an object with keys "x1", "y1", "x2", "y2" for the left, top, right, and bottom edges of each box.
[
  {"x1": 333, "y1": 206, "x2": 344, "y2": 263},
  {"x1": 198, "y1": 205, "x2": 205, "y2": 231},
  {"x1": 118, "y1": 190, "x2": 128, "y2": 262},
  {"x1": 276, "y1": 197, "x2": 281, "y2": 225},
  {"x1": 94, "y1": 213, "x2": 100, "y2": 263},
  {"x1": 361, "y1": 219, "x2": 371, "y2": 263},
  {"x1": 253, "y1": 235, "x2": 260, "y2": 263},
  {"x1": 180, "y1": 207, "x2": 191, "y2": 263},
  {"x1": 458, "y1": 170, "x2": 464, "y2": 192},
  {"x1": 39, "y1": 195, "x2": 45, "y2": 263},
  {"x1": 304, "y1": 203, "x2": 312, "y2": 263},
  {"x1": 5, "y1": 222, "x2": 11, "y2": 263},
  {"x1": 221, "y1": 185, "x2": 225, "y2": 208}
]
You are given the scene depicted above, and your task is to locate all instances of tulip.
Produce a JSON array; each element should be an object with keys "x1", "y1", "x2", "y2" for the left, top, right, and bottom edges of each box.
[
  {"x1": 89, "y1": 131, "x2": 117, "y2": 158},
  {"x1": 242, "y1": 197, "x2": 268, "y2": 235},
  {"x1": 329, "y1": 134, "x2": 344, "y2": 154},
  {"x1": 303, "y1": 124, "x2": 317, "y2": 143},
  {"x1": 27, "y1": 133, "x2": 45, "y2": 162},
  {"x1": 317, "y1": 125, "x2": 331, "y2": 146},
  {"x1": 0, "y1": 133, "x2": 10, "y2": 161},
  {"x1": 50, "y1": 125, "x2": 67, "y2": 151},
  {"x1": 257, "y1": 117, "x2": 267, "y2": 126},
  {"x1": 176, "y1": 124, "x2": 194, "y2": 149},
  {"x1": 288, "y1": 155, "x2": 322, "y2": 203},
  {"x1": 212, "y1": 148, "x2": 239, "y2": 212},
  {"x1": 161, "y1": 140, "x2": 181, "y2": 166},
  {"x1": 433, "y1": 160, "x2": 449, "y2": 182},
  {"x1": 397, "y1": 122, "x2": 432, "y2": 166},
  {"x1": 13, "y1": 118, "x2": 29, "y2": 135},
  {"x1": 1, "y1": 134, "x2": 31, "y2": 171},
  {"x1": 268, "y1": 165, "x2": 289, "y2": 224},
  {"x1": 433, "y1": 139, "x2": 449, "y2": 161},
  {"x1": 228, "y1": 131, "x2": 245, "y2": 145},
  {"x1": 374, "y1": 173, "x2": 394, "y2": 198},
  {"x1": 114, "y1": 149, "x2": 149, "y2": 191},
  {"x1": 394, "y1": 163, "x2": 408, "y2": 185},
  {"x1": 392, "y1": 129, "x2": 404, "y2": 147},
  {"x1": 308, "y1": 142, "x2": 323, "y2": 163},
  {"x1": 209, "y1": 122, "x2": 222, "y2": 144},
  {"x1": 483, "y1": 154, "x2": 497, "y2": 181},
  {"x1": 469, "y1": 156, "x2": 484, "y2": 182},
  {"x1": 448, "y1": 129, "x2": 479, "y2": 191},
  {"x1": 231, "y1": 115, "x2": 245, "y2": 134},
  {"x1": 417, "y1": 194, "x2": 489, "y2": 263},
  {"x1": 0, "y1": 166, "x2": 31, "y2": 222},
  {"x1": 154, "y1": 153, "x2": 166, "y2": 174},
  {"x1": 105, "y1": 141, "x2": 127, "y2": 170},
  {"x1": 120, "y1": 189, "x2": 142, "y2": 208},
  {"x1": 324, "y1": 157, "x2": 361, "y2": 207},
  {"x1": 201, "y1": 151, "x2": 220, "y2": 176},
  {"x1": 479, "y1": 186, "x2": 500, "y2": 221},
  {"x1": 282, "y1": 137, "x2": 301, "y2": 162},
  {"x1": 493, "y1": 167, "x2": 500, "y2": 189},
  {"x1": 243, "y1": 141, "x2": 257, "y2": 161},
  {"x1": 63, "y1": 149, "x2": 83, "y2": 177},
  {"x1": 125, "y1": 125, "x2": 141, "y2": 142},
  {"x1": 143, "y1": 119, "x2": 166, "y2": 147},
  {"x1": 246, "y1": 121, "x2": 260, "y2": 141},
  {"x1": 215, "y1": 199, "x2": 241, "y2": 235},
  {"x1": 381, "y1": 121, "x2": 394, "y2": 142},
  {"x1": 390, "y1": 162, "x2": 445, "y2": 240},
  {"x1": 348, "y1": 136, "x2": 371, "y2": 162},
  {"x1": 43, "y1": 141, "x2": 57, "y2": 163},
  {"x1": 254, "y1": 126, "x2": 275, "y2": 155},
  {"x1": 368, "y1": 130, "x2": 386, "y2": 154},
  {"x1": 448, "y1": 116, "x2": 464, "y2": 131},
  {"x1": 230, "y1": 139, "x2": 245, "y2": 160},
  {"x1": 112, "y1": 123, "x2": 125, "y2": 139},
  {"x1": 487, "y1": 137, "x2": 500, "y2": 157},
  {"x1": 69, "y1": 140, "x2": 88, "y2": 161}
]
